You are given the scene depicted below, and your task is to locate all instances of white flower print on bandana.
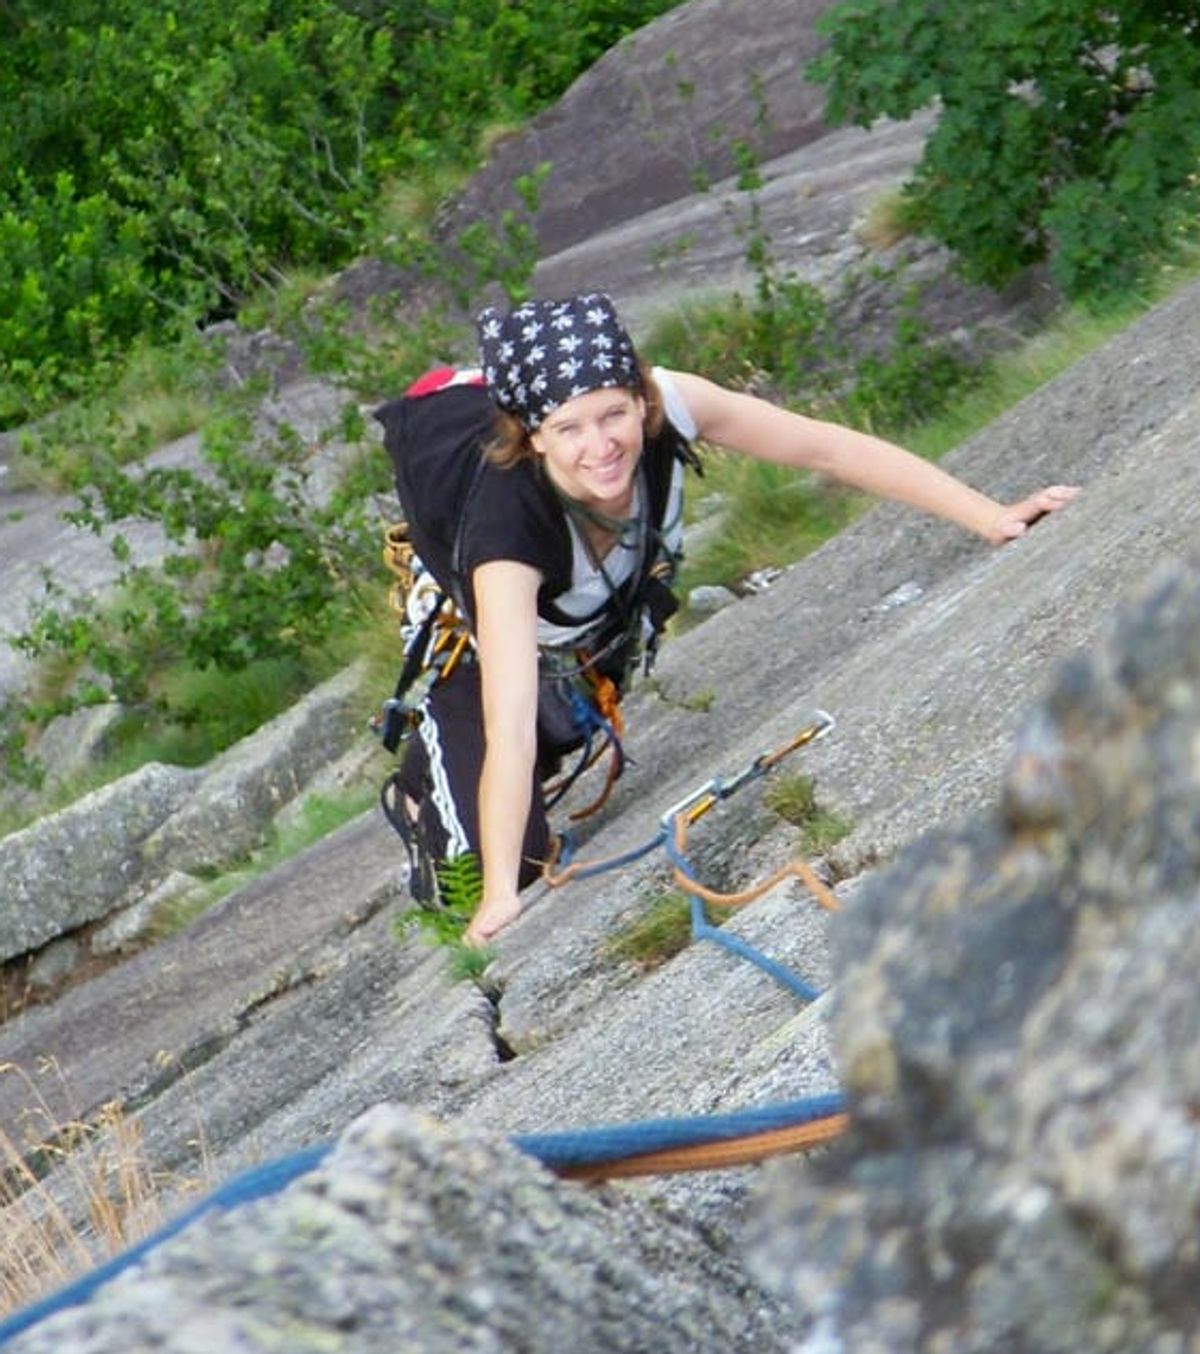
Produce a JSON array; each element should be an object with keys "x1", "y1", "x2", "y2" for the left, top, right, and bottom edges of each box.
[{"x1": 476, "y1": 293, "x2": 641, "y2": 429}]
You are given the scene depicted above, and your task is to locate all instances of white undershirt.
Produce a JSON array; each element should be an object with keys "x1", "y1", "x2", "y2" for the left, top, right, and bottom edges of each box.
[{"x1": 536, "y1": 367, "x2": 690, "y2": 649}]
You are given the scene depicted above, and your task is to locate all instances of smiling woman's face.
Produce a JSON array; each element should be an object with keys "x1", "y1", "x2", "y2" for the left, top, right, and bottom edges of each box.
[{"x1": 530, "y1": 386, "x2": 646, "y2": 514}]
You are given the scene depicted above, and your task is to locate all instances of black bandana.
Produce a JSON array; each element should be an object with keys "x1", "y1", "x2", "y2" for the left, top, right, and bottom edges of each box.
[{"x1": 476, "y1": 293, "x2": 642, "y2": 430}]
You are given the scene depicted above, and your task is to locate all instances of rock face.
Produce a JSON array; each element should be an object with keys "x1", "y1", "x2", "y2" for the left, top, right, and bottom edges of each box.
[
  {"x1": 9, "y1": 563, "x2": 1200, "y2": 1352},
  {"x1": 4, "y1": 0, "x2": 1200, "y2": 1349},
  {"x1": 3, "y1": 282, "x2": 1198, "y2": 1347},
  {"x1": 440, "y1": 0, "x2": 842, "y2": 258},
  {"x1": 749, "y1": 556, "x2": 1200, "y2": 1352},
  {"x1": 0, "y1": 763, "x2": 197, "y2": 961},
  {"x1": 0, "y1": 664, "x2": 373, "y2": 964},
  {"x1": 3, "y1": 1104, "x2": 800, "y2": 1353},
  {"x1": 0, "y1": 374, "x2": 356, "y2": 701},
  {"x1": 338, "y1": 0, "x2": 1051, "y2": 357}
]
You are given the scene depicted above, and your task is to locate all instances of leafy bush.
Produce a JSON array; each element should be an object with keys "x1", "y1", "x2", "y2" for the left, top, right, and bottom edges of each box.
[
  {"x1": 0, "y1": 0, "x2": 682, "y2": 425},
  {"x1": 0, "y1": 176, "x2": 155, "y2": 425},
  {"x1": 383, "y1": 0, "x2": 680, "y2": 163},
  {"x1": 11, "y1": 397, "x2": 382, "y2": 732},
  {"x1": 811, "y1": 0, "x2": 1200, "y2": 299}
]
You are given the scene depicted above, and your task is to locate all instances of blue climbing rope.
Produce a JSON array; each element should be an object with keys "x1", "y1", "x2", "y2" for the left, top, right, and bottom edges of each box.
[
  {"x1": 511, "y1": 1091, "x2": 847, "y2": 1171},
  {"x1": 0, "y1": 1093, "x2": 847, "y2": 1347},
  {"x1": 0, "y1": 713, "x2": 844, "y2": 1345},
  {"x1": 664, "y1": 828, "x2": 823, "y2": 1002}
]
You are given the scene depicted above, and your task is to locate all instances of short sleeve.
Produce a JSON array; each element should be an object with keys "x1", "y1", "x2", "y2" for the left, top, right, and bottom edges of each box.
[
  {"x1": 653, "y1": 367, "x2": 698, "y2": 440},
  {"x1": 458, "y1": 460, "x2": 573, "y2": 599}
]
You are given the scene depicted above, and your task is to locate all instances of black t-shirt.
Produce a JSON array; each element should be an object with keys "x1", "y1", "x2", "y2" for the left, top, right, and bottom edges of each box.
[{"x1": 458, "y1": 427, "x2": 685, "y2": 631}]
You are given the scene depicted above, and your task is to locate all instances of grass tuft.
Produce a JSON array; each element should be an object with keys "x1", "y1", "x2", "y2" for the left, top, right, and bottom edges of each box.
[
  {"x1": 604, "y1": 890, "x2": 736, "y2": 971},
  {"x1": 764, "y1": 773, "x2": 853, "y2": 855},
  {"x1": 677, "y1": 453, "x2": 864, "y2": 595},
  {"x1": 856, "y1": 188, "x2": 922, "y2": 252},
  {"x1": 605, "y1": 892, "x2": 695, "y2": 969},
  {"x1": 0, "y1": 1061, "x2": 210, "y2": 1319}
]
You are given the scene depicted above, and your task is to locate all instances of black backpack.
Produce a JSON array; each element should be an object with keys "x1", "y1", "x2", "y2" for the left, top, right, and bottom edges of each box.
[{"x1": 373, "y1": 369, "x2": 494, "y2": 620}]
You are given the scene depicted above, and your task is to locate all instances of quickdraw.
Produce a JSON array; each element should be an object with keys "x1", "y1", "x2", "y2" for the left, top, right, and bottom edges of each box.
[{"x1": 542, "y1": 711, "x2": 839, "y2": 999}]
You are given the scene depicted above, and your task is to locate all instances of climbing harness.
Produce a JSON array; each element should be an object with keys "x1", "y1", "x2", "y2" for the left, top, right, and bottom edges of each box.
[
  {"x1": 374, "y1": 515, "x2": 633, "y2": 816},
  {"x1": 372, "y1": 520, "x2": 474, "y2": 753},
  {"x1": 371, "y1": 366, "x2": 694, "y2": 766}
]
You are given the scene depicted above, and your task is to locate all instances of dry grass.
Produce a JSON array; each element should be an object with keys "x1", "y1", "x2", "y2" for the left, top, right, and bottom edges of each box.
[
  {"x1": 856, "y1": 188, "x2": 919, "y2": 251},
  {"x1": 0, "y1": 1059, "x2": 210, "y2": 1319}
]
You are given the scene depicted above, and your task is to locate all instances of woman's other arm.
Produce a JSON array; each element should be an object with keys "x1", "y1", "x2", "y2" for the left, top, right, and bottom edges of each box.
[
  {"x1": 464, "y1": 559, "x2": 542, "y2": 946},
  {"x1": 664, "y1": 369, "x2": 1077, "y2": 544}
]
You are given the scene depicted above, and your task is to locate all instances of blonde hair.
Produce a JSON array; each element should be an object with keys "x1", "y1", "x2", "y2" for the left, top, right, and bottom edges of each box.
[{"x1": 485, "y1": 361, "x2": 665, "y2": 469}]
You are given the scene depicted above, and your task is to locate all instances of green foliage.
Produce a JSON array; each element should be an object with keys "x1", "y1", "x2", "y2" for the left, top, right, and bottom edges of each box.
[
  {"x1": 811, "y1": 0, "x2": 1200, "y2": 299},
  {"x1": 605, "y1": 892, "x2": 696, "y2": 969},
  {"x1": 269, "y1": 790, "x2": 380, "y2": 872},
  {"x1": 0, "y1": 0, "x2": 682, "y2": 425},
  {"x1": 109, "y1": 336, "x2": 227, "y2": 449},
  {"x1": 382, "y1": 0, "x2": 680, "y2": 166},
  {"x1": 10, "y1": 395, "x2": 380, "y2": 735},
  {"x1": 838, "y1": 285, "x2": 980, "y2": 433},
  {"x1": 0, "y1": 701, "x2": 44, "y2": 794},
  {"x1": 103, "y1": 657, "x2": 325, "y2": 770},
  {"x1": 448, "y1": 942, "x2": 497, "y2": 983},
  {"x1": 646, "y1": 149, "x2": 978, "y2": 595},
  {"x1": 397, "y1": 852, "x2": 498, "y2": 979},
  {"x1": 648, "y1": 263, "x2": 974, "y2": 430},
  {"x1": 644, "y1": 157, "x2": 975, "y2": 438},
  {"x1": 646, "y1": 280, "x2": 829, "y2": 394},
  {"x1": 290, "y1": 296, "x2": 467, "y2": 397},
  {"x1": 647, "y1": 679, "x2": 715, "y2": 714},
  {"x1": 0, "y1": 0, "x2": 399, "y2": 423},
  {"x1": 436, "y1": 851, "x2": 485, "y2": 918},
  {"x1": 763, "y1": 774, "x2": 852, "y2": 855},
  {"x1": 453, "y1": 165, "x2": 552, "y2": 305},
  {"x1": 605, "y1": 887, "x2": 742, "y2": 969},
  {"x1": 903, "y1": 277, "x2": 1200, "y2": 464},
  {"x1": 605, "y1": 890, "x2": 742, "y2": 970},
  {"x1": 673, "y1": 455, "x2": 861, "y2": 597},
  {"x1": 0, "y1": 175, "x2": 155, "y2": 425},
  {"x1": 3, "y1": 650, "x2": 314, "y2": 812}
]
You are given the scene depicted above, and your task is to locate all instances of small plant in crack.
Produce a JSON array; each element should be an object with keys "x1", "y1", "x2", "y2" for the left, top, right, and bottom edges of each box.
[
  {"x1": 604, "y1": 888, "x2": 734, "y2": 971},
  {"x1": 763, "y1": 773, "x2": 852, "y2": 855},
  {"x1": 645, "y1": 678, "x2": 716, "y2": 713},
  {"x1": 394, "y1": 852, "x2": 496, "y2": 981},
  {"x1": 448, "y1": 942, "x2": 495, "y2": 983}
]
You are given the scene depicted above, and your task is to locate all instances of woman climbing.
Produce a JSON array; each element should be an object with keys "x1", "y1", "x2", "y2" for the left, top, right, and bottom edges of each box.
[{"x1": 376, "y1": 292, "x2": 1077, "y2": 946}]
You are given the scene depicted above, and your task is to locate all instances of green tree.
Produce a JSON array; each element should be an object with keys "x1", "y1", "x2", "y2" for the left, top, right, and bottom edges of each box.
[
  {"x1": 0, "y1": 0, "x2": 399, "y2": 425},
  {"x1": 12, "y1": 397, "x2": 382, "y2": 728},
  {"x1": 810, "y1": 1, "x2": 1200, "y2": 298},
  {"x1": 0, "y1": 0, "x2": 683, "y2": 426}
]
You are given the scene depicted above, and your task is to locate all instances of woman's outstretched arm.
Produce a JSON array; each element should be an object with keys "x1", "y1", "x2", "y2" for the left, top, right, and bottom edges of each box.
[{"x1": 665, "y1": 369, "x2": 1078, "y2": 544}]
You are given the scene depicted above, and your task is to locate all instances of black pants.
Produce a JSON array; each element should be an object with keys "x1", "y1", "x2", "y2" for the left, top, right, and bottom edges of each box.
[{"x1": 397, "y1": 662, "x2": 553, "y2": 891}]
